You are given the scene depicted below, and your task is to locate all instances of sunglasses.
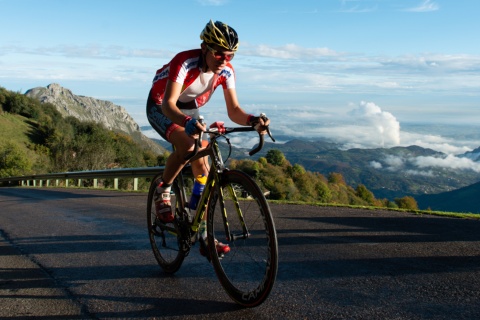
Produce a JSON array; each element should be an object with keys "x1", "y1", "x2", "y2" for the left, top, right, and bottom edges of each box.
[{"x1": 206, "y1": 44, "x2": 235, "y2": 62}]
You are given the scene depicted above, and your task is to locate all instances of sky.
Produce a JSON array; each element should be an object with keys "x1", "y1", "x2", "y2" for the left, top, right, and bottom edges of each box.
[{"x1": 1, "y1": 0, "x2": 480, "y2": 161}]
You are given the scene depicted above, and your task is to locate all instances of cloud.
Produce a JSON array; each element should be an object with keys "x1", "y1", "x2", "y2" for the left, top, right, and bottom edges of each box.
[
  {"x1": 348, "y1": 101, "x2": 401, "y2": 147},
  {"x1": 195, "y1": 0, "x2": 229, "y2": 6},
  {"x1": 4, "y1": 42, "x2": 480, "y2": 99},
  {"x1": 138, "y1": 96, "x2": 480, "y2": 176},
  {"x1": 250, "y1": 98, "x2": 479, "y2": 158},
  {"x1": 410, "y1": 154, "x2": 480, "y2": 172},
  {"x1": 405, "y1": 0, "x2": 439, "y2": 12},
  {"x1": 369, "y1": 152, "x2": 480, "y2": 176},
  {"x1": 398, "y1": 131, "x2": 474, "y2": 155},
  {"x1": 383, "y1": 155, "x2": 405, "y2": 171},
  {"x1": 337, "y1": 0, "x2": 378, "y2": 13},
  {"x1": 404, "y1": 169, "x2": 434, "y2": 177},
  {"x1": 0, "y1": 44, "x2": 174, "y2": 60},
  {"x1": 369, "y1": 161, "x2": 382, "y2": 169},
  {"x1": 252, "y1": 44, "x2": 342, "y2": 59}
]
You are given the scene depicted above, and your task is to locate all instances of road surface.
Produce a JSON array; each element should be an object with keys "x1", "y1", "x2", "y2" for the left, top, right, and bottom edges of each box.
[{"x1": 1, "y1": 187, "x2": 479, "y2": 319}]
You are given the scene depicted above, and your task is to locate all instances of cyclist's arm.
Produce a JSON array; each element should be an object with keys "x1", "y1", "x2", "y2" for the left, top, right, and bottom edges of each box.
[
  {"x1": 161, "y1": 80, "x2": 186, "y2": 125},
  {"x1": 223, "y1": 88, "x2": 252, "y2": 126},
  {"x1": 224, "y1": 88, "x2": 269, "y2": 134}
]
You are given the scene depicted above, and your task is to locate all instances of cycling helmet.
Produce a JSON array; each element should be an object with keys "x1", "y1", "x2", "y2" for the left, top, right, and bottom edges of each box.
[{"x1": 200, "y1": 20, "x2": 239, "y2": 51}]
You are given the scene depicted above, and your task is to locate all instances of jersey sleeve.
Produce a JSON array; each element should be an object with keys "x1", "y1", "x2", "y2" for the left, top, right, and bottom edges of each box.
[{"x1": 219, "y1": 63, "x2": 236, "y2": 90}]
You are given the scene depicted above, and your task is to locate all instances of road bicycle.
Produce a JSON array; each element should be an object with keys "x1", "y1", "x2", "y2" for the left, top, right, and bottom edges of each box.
[{"x1": 147, "y1": 115, "x2": 278, "y2": 307}]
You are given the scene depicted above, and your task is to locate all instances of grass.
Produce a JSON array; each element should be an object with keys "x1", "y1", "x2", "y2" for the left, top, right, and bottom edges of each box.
[
  {"x1": 267, "y1": 199, "x2": 480, "y2": 220},
  {"x1": 0, "y1": 113, "x2": 32, "y2": 144},
  {"x1": 0, "y1": 112, "x2": 41, "y2": 163}
]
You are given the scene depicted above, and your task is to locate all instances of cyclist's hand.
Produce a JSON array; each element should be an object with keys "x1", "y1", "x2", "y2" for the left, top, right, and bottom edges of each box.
[
  {"x1": 248, "y1": 114, "x2": 270, "y2": 135},
  {"x1": 185, "y1": 117, "x2": 206, "y2": 137}
]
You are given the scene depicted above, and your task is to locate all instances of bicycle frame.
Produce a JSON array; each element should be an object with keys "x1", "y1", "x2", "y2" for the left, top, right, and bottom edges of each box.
[
  {"x1": 175, "y1": 123, "x2": 271, "y2": 247},
  {"x1": 178, "y1": 133, "x2": 238, "y2": 242}
]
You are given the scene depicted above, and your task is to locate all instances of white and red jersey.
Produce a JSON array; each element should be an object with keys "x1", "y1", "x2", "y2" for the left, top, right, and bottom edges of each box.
[{"x1": 150, "y1": 49, "x2": 236, "y2": 108}]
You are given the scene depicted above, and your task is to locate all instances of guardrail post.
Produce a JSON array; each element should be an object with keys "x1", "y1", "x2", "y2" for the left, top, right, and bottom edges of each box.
[
  {"x1": 39, "y1": 180, "x2": 43, "y2": 187},
  {"x1": 114, "y1": 178, "x2": 118, "y2": 189},
  {"x1": 94, "y1": 179, "x2": 98, "y2": 188},
  {"x1": 78, "y1": 179, "x2": 82, "y2": 187},
  {"x1": 0, "y1": 166, "x2": 165, "y2": 189}
]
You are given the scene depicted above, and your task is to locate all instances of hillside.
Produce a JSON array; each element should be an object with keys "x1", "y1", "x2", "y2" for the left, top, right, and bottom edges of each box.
[
  {"x1": 0, "y1": 112, "x2": 42, "y2": 166},
  {"x1": 25, "y1": 83, "x2": 165, "y2": 155},
  {"x1": 417, "y1": 182, "x2": 480, "y2": 214},
  {"x1": 0, "y1": 86, "x2": 163, "y2": 186},
  {"x1": 225, "y1": 139, "x2": 479, "y2": 200}
]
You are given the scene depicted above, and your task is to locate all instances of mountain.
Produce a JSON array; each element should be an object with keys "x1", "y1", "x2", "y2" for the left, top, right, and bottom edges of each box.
[
  {"x1": 187, "y1": 136, "x2": 480, "y2": 206},
  {"x1": 461, "y1": 146, "x2": 480, "y2": 161},
  {"x1": 141, "y1": 121, "x2": 480, "y2": 206},
  {"x1": 25, "y1": 83, "x2": 165, "y2": 155},
  {"x1": 416, "y1": 181, "x2": 480, "y2": 214},
  {"x1": 270, "y1": 141, "x2": 480, "y2": 203}
]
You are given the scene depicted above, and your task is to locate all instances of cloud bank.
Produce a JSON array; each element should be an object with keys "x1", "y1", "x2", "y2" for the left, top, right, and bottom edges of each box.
[{"x1": 348, "y1": 101, "x2": 400, "y2": 147}]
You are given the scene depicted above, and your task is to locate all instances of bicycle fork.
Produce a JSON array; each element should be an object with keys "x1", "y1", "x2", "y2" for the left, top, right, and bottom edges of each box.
[{"x1": 219, "y1": 182, "x2": 250, "y2": 242}]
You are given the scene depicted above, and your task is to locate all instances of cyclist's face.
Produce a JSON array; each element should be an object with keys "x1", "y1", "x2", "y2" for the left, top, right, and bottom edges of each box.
[{"x1": 203, "y1": 44, "x2": 234, "y2": 73}]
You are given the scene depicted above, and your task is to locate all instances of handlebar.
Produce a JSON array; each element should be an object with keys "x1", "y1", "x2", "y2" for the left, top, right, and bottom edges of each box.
[{"x1": 184, "y1": 114, "x2": 275, "y2": 161}]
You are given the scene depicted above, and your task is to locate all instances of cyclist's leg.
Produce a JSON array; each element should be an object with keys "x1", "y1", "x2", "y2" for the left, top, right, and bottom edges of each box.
[
  {"x1": 147, "y1": 95, "x2": 210, "y2": 182},
  {"x1": 147, "y1": 98, "x2": 189, "y2": 221},
  {"x1": 146, "y1": 98, "x2": 188, "y2": 183},
  {"x1": 163, "y1": 129, "x2": 207, "y2": 181},
  {"x1": 147, "y1": 173, "x2": 186, "y2": 274}
]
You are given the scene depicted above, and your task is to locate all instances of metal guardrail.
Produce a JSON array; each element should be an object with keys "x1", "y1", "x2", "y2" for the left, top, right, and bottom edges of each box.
[{"x1": 0, "y1": 166, "x2": 166, "y2": 191}]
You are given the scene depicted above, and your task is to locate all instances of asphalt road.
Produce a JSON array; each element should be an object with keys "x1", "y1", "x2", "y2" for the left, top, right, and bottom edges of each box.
[{"x1": 1, "y1": 187, "x2": 480, "y2": 319}]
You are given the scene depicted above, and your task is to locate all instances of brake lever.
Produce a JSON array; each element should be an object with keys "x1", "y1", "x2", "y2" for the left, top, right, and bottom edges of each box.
[
  {"x1": 266, "y1": 126, "x2": 275, "y2": 142},
  {"x1": 259, "y1": 113, "x2": 275, "y2": 142}
]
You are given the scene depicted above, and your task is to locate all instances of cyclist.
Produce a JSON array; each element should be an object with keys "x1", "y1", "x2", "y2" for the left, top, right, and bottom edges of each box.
[{"x1": 146, "y1": 20, "x2": 269, "y2": 255}]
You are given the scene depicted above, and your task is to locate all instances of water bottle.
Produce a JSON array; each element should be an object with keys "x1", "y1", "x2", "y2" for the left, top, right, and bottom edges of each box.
[{"x1": 189, "y1": 174, "x2": 207, "y2": 210}]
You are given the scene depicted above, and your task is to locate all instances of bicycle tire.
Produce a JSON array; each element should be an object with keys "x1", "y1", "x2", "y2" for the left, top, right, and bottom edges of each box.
[
  {"x1": 207, "y1": 170, "x2": 278, "y2": 307},
  {"x1": 147, "y1": 174, "x2": 186, "y2": 273}
]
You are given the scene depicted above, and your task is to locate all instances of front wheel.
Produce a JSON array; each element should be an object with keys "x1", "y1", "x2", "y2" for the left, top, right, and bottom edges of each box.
[
  {"x1": 147, "y1": 174, "x2": 186, "y2": 274},
  {"x1": 207, "y1": 170, "x2": 278, "y2": 307}
]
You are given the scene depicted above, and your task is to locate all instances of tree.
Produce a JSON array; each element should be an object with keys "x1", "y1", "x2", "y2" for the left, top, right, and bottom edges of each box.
[
  {"x1": 395, "y1": 196, "x2": 418, "y2": 210},
  {"x1": 316, "y1": 180, "x2": 332, "y2": 203},
  {"x1": 266, "y1": 149, "x2": 286, "y2": 166},
  {"x1": 0, "y1": 141, "x2": 32, "y2": 177},
  {"x1": 328, "y1": 172, "x2": 346, "y2": 185},
  {"x1": 287, "y1": 163, "x2": 306, "y2": 176},
  {"x1": 0, "y1": 87, "x2": 8, "y2": 112},
  {"x1": 231, "y1": 159, "x2": 261, "y2": 178},
  {"x1": 258, "y1": 157, "x2": 267, "y2": 166},
  {"x1": 356, "y1": 184, "x2": 375, "y2": 205}
]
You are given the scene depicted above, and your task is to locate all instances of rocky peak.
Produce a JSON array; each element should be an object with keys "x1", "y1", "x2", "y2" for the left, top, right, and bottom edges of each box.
[
  {"x1": 25, "y1": 83, "x2": 140, "y2": 135},
  {"x1": 25, "y1": 83, "x2": 164, "y2": 154}
]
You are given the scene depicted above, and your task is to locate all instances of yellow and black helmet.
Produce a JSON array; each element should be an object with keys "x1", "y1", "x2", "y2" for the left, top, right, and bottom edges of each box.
[{"x1": 200, "y1": 20, "x2": 239, "y2": 51}]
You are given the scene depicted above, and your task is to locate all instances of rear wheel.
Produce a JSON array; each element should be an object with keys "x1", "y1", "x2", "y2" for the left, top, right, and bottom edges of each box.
[
  {"x1": 147, "y1": 174, "x2": 186, "y2": 274},
  {"x1": 207, "y1": 170, "x2": 278, "y2": 307}
]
